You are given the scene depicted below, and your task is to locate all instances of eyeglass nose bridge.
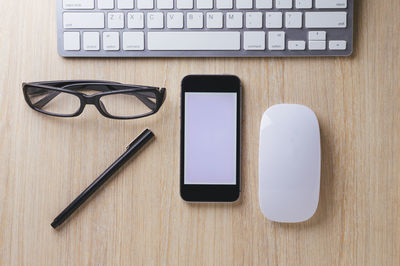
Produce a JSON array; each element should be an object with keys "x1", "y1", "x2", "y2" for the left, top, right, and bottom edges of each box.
[
  {"x1": 82, "y1": 94, "x2": 97, "y2": 105},
  {"x1": 81, "y1": 94, "x2": 109, "y2": 116}
]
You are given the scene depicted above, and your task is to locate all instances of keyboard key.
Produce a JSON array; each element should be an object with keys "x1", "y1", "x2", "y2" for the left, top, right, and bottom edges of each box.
[
  {"x1": 285, "y1": 12, "x2": 302, "y2": 28},
  {"x1": 276, "y1": 0, "x2": 292, "y2": 9},
  {"x1": 63, "y1": 13, "x2": 105, "y2": 29},
  {"x1": 64, "y1": 32, "x2": 80, "y2": 50},
  {"x1": 268, "y1": 31, "x2": 285, "y2": 50},
  {"x1": 237, "y1": 0, "x2": 252, "y2": 9},
  {"x1": 123, "y1": 32, "x2": 144, "y2": 50},
  {"x1": 244, "y1": 31, "x2": 265, "y2": 50},
  {"x1": 118, "y1": 0, "x2": 134, "y2": 9},
  {"x1": 147, "y1": 32, "x2": 240, "y2": 50},
  {"x1": 246, "y1": 12, "x2": 262, "y2": 29},
  {"x1": 308, "y1": 31, "x2": 326, "y2": 41},
  {"x1": 296, "y1": 0, "x2": 311, "y2": 9},
  {"x1": 329, "y1": 40, "x2": 346, "y2": 50},
  {"x1": 103, "y1": 32, "x2": 120, "y2": 50},
  {"x1": 256, "y1": 0, "x2": 272, "y2": 9},
  {"x1": 305, "y1": 12, "x2": 347, "y2": 28},
  {"x1": 315, "y1": 0, "x2": 347, "y2": 9},
  {"x1": 197, "y1": 0, "x2": 213, "y2": 9},
  {"x1": 309, "y1": 40, "x2": 326, "y2": 50},
  {"x1": 127, "y1": 12, "x2": 144, "y2": 28},
  {"x1": 147, "y1": 13, "x2": 164, "y2": 28},
  {"x1": 108, "y1": 13, "x2": 124, "y2": 29},
  {"x1": 158, "y1": 0, "x2": 173, "y2": 9},
  {"x1": 206, "y1": 12, "x2": 223, "y2": 28},
  {"x1": 63, "y1": 0, "x2": 94, "y2": 9},
  {"x1": 167, "y1": 12, "x2": 184, "y2": 28},
  {"x1": 265, "y1": 12, "x2": 282, "y2": 28},
  {"x1": 216, "y1": 0, "x2": 233, "y2": 9},
  {"x1": 83, "y1": 32, "x2": 100, "y2": 50},
  {"x1": 137, "y1": 0, "x2": 154, "y2": 9},
  {"x1": 187, "y1": 12, "x2": 203, "y2": 28},
  {"x1": 98, "y1": 0, "x2": 114, "y2": 9},
  {"x1": 177, "y1": 0, "x2": 193, "y2": 9},
  {"x1": 226, "y1": 12, "x2": 243, "y2": 28},
  {"x1": 288, "y1": 40, "x2": 305, "y2": 50}
]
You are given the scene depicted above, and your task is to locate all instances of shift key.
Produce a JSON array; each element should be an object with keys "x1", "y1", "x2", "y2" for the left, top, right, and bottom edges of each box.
[
  {"x1": 63, "y1": 13, "x2": 105, "y2": 29},
  {"x1": 305, "y1": 12, "x2": 347, "y2": 28}
]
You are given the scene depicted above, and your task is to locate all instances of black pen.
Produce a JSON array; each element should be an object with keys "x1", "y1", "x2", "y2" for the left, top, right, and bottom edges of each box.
[{"x1": 51, "y1": 129, "x2": 155, "y2": 229}]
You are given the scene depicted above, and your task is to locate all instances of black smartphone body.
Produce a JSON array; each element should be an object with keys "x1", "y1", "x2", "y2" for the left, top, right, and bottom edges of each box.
[{"x1": 180, "y1": 75, "x2": 241, "y2": 202}]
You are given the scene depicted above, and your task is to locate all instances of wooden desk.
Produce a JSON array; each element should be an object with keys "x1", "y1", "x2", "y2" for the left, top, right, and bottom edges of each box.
[{"x1": 1, "y1": 1, "x2": 399, "y2": 265}]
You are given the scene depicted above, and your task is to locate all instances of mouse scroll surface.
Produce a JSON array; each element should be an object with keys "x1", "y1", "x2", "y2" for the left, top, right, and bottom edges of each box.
[{"x1": 259, "y1": 104, "x2": 321, "y2": 223}]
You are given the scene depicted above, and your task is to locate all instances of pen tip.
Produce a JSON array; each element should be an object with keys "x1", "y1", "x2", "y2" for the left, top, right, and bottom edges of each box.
[{"x1": 51, "y1": 220, "x2": 60, "y2": 229}]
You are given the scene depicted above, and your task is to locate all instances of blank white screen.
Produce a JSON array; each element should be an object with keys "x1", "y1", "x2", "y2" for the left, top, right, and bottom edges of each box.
[{"x1": 184, "y1": 92, "x2": 237, "y2": 185}]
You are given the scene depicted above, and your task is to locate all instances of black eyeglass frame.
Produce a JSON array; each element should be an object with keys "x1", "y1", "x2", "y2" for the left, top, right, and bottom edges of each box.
[{"x1": 22, "y1": 80, "x2": 166, "y2": 120}]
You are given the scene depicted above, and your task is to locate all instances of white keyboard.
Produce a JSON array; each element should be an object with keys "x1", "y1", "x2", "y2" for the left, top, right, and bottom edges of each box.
[{"x1": 57, "y1": 0, "x2": 353, "y2": 57}]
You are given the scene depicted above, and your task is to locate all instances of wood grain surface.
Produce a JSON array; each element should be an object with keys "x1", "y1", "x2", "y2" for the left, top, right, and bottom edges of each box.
[{"x1": 1, "y1": 0, "x2": 399, "y2": 265}]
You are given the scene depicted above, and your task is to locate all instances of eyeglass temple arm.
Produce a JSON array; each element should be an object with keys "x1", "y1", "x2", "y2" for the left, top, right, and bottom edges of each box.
[
  {"x1": 33, "y1": 91, "x2": 60, "y2": 109},
  {"x1": 131, "y1": 93, "x2": 156, "y2": 110}
]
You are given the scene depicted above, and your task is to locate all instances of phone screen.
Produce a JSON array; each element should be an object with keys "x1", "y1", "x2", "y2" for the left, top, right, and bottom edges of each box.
[{"x1": 184, "y1": 92, "x2": 237, "y2": 185}]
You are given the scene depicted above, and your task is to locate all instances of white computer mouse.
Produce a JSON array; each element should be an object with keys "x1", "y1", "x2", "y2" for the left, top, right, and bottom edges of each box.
[{"x1": 259, "y1": 104, "x2": 321, "y2": 223}]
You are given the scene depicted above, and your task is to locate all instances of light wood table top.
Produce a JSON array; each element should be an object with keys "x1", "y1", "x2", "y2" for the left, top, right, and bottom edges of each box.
[{"x1": 1, "y1": 0, "x2": 399, "y2": 265}]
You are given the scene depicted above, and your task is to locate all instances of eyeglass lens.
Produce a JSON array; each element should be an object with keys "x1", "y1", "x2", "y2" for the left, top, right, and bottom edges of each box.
[
  {"x1": 25, "y1": 86, "x2": 81, "y2": 116},
  {"x1": 100, "y1": 91, "x2": 157, "y2": 118}
]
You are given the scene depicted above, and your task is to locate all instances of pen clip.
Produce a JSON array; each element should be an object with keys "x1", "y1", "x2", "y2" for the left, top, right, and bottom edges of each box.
[{"x1": 126, "y1": 139, "x2": 138, "y2": 150}]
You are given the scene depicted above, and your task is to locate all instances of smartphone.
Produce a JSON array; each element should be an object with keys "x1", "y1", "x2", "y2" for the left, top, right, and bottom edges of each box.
[{"x1": 180, "y1": 75, "x2": 241, "y2": 202}]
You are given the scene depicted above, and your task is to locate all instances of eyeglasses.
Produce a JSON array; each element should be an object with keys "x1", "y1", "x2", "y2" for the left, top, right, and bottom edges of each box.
[{"x1": 23, "y1": 80, "x2": 166, "y2": 120}]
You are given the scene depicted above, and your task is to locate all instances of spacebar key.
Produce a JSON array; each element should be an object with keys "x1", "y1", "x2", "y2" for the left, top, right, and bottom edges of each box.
[{"x1": 148, "y1": 32, "x2": 240, "y2": 51}]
